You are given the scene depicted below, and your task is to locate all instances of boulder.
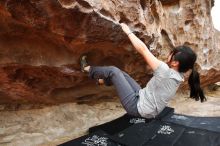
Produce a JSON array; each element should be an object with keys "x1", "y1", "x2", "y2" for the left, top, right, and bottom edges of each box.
[{"x1": 0, "y1": 0, "x2": 219, "y2": 105}]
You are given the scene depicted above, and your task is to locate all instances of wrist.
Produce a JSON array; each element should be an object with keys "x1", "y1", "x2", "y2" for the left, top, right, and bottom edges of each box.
[{"x1": 126, "y1": 31, "x2": 133, "y2": 35}]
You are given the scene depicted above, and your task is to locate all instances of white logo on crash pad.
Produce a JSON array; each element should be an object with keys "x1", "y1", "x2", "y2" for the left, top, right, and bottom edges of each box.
[
  {"x1": 157, "y1": 125, "x2": 174, "y2": 135},
  {"x1": 129, "y1": 118, "x2": 146, "y2": 124},
  {"x1": 82, "y1": 135, "x2": 108, "y2": 146}
]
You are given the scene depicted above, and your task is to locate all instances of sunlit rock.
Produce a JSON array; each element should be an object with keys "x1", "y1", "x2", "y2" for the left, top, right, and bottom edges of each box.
[{"x1": 0, "y1": 0, "x2": 219, "y2": 105}]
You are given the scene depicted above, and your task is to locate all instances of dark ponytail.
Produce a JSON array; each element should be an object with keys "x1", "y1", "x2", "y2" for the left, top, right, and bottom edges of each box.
[
  {"x1": 188, "y1": 67, "x2": 206, "y2": 102},
  {"x1": 172, "y1": 46, "x2": 206, "y2": 102}
]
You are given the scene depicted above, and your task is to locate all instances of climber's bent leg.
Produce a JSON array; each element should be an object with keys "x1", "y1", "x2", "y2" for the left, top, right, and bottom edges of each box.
[{"x1": 89, "y1": 66, "x2": 141, "y2": 116}]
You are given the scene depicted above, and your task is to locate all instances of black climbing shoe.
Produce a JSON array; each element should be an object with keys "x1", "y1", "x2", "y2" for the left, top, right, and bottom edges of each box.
[{"x1": 80, "y1": 55, "x2": 88, "y2": 72}]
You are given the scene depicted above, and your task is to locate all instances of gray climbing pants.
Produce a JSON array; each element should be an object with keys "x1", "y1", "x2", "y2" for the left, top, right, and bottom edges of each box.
[{"x1": 89, "y1": 66, "x2": 141, "y2": 117}]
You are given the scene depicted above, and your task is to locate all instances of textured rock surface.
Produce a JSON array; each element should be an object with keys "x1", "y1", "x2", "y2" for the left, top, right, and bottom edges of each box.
[{"x1": 0, "y1": 0, "x2": 219, "y2": 105}]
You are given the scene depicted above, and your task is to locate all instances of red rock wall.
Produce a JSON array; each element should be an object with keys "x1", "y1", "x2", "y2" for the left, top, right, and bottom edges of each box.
[{"x1": 0, "y1": 0, "x2": 219, "y2": 105}]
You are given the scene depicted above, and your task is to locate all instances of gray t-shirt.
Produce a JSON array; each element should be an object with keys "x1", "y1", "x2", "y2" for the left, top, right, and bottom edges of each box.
[{"x1": 137, "y1": 61, "x2": 184, "y2": 118}]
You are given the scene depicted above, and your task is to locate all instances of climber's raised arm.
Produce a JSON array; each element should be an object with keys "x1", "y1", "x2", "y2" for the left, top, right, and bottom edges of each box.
[{"x1": 120, "y1": 23, "x2": 161, "y2": 70}]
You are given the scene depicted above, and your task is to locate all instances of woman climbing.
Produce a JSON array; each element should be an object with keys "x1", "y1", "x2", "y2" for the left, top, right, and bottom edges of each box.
[{"x1": 80, "y1": 23, "x2": 206, "y2": 118}]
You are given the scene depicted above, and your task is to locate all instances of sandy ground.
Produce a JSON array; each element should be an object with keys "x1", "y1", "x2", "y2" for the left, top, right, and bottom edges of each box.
[{"x1": 169, "y1": 88, "x2": 220, "y2": 117}]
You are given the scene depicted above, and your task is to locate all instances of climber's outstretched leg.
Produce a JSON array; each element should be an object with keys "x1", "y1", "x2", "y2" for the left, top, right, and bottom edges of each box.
[
  {"x1": 80, "y1": 55, "x2": 141, "y2": 116},
  {"x1": 90, "y1": 66, "x2": 140, "y2": 116}
]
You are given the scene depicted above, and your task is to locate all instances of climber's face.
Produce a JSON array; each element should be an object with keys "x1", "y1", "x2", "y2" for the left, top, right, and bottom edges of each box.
[
  {"x1": 167, "y1": 51, "x2": 174, "y2": 65},
  {"x1": 167, "y1": 52, "x2": 173, "y2": 63},
  {"x1": 167, "y1": 51, "x2": 179, "y2": 69}
]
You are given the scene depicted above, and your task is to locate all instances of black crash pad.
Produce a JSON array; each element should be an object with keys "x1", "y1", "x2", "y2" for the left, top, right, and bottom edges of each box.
[
  {"x1": 162, "y1": 113, "x2": 220, "y2": 133},
  {"x1": 110, "y1": 120, "x2": 185, "y2": 146},
  {"x1": 58, "y1": 130, "x2": 121, "y2": 146},
  {"x1": 110, "y1": 120, "x2": 220, "y2": 146},
  {"x1": 174, "y1": 126, "x2": 220, "y2": 146},
  {"x1": 89, "y1": 107, "x2": 174, "y2": 135},
  {"x1": 59, "y1": 107, "x2": 220, "y2": 146}
]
